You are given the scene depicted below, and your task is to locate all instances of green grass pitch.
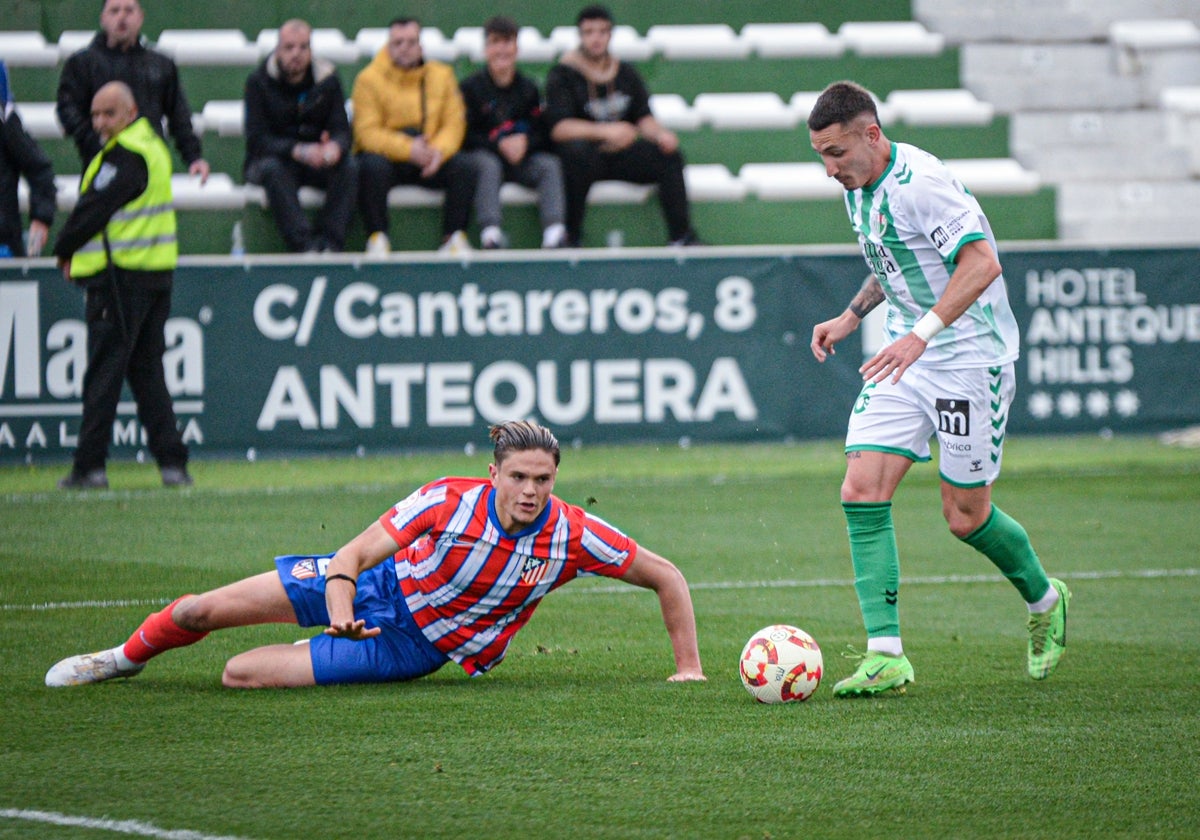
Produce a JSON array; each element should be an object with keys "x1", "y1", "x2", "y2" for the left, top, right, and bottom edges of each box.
[{"x1": 2, "y1": 434, "x2": 1198, "y2": 839}]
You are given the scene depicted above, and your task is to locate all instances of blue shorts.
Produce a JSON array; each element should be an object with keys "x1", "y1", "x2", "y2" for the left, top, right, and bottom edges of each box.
[{"x1": 275, "y1": 554, "x2": 450, "y2": 686}]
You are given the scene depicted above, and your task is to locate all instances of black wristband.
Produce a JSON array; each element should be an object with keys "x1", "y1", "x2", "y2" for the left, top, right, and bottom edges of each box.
[
  {"x1": 848, "y1": 301, "x2": 870, "y2": 319},
  {"x1": 326, "y1": 573, "x2": 357, "y2": 586}
]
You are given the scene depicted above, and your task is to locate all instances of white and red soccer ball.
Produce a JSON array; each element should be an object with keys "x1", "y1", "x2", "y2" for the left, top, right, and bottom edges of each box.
[{"x1": 739, "y1": 624, "x2": 823, "y2": 703}]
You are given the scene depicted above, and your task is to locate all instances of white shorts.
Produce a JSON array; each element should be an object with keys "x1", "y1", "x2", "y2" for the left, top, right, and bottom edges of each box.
[{"x1": 845, "y1": 363, "x2": 1016, "y2": 488}]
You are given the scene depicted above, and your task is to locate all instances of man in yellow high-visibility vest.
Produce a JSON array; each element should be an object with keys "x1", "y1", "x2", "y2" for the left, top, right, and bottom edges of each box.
[{"x1": 53, "y1": 81, "x2": 191, "y2": 490}]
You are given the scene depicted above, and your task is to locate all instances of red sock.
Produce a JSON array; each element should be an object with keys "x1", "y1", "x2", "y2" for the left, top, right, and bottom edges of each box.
[{"x1": 122, "y1": 596, "x2": 209, "y2": 664}]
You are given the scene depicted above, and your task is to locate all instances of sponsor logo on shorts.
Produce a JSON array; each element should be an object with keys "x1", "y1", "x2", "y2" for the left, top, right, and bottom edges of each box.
[
  {"x1": 936, "y1": 398, "x2": 970, "y2": 436},
  {"x1": 291, "y1": 558, "x2": 318, "y2": 580}
]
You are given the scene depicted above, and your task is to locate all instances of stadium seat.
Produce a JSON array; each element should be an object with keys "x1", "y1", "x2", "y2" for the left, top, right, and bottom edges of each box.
[
  {"x1": 244, "y1": 185, "x2": 327, "y2": 210},
  {"x1": 649, "y1": 93, "x2": 702, "y2": 131},
  {"x1": 57, "y1": 31, "x2": 96, "y2": 58},
  {"x1": 945, "y1": 158, "x2": 1041, "y2": 194},
  {"x1": 200, "y1": 100, "x2": 244, "y2": 136},
  {"x1": 791, "y1": 90, "x2": 899, "y2": 126},
  {"x1": 549, "y1": 25, "x2": 655, "y2": 61},
  {"x1": 885, "y1": 89, "x2": 995, "y2": 126},
  {"x1": 1108, "y1": 18, "x2": 1200, "y2": 50},
  {"x1": 172, "y1": 173, "x2": 246, "y2": 209},
  {"x1": 355, "y1": 27, "x2": 457, "y2": 61},
  {"x1": 738, "y1": 163, "x2": 840, "y2": 200},
  {"x1": 387, "y1": 185, "x2": 444, "y2": 208},
  {"x1": 683, "y1": 164, "x2": 747, "y2": 202},
  {"x1": 0, "y1": 31, "x2": 59, "y2": 67},
  {"x1": 13, "y1": 103, "x2": 63, "y2": 139},
  {"x1": 693, "y1": 92, "x2": 799, "y2": 130},
  {"x1": 645, "y1": 24, "x2": 750, "y2": 60},
  {"x1": 837, "y1": 22, "x2": 945, "y2": 57},
  {"x1": 156, "y1": 29, "x2": 259, "y2": 65},
  {"x1": 453, "y1": 26, "x2": 558, "y2": 63},
  {"x1": 53, "y1": 175, "x2": 81, "y2": 211},
  {"x1": 255, "y1": 28, "x2": 359, "y2": 64},
  {"x1": 739, "y1": 23, "x2": 844, "y2": 58},
  {"x1": 588, "y1": 181, "x2": 655, "y2": 204}
]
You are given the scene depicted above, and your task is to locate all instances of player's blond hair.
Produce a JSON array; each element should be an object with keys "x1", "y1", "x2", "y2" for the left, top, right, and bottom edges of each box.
[{"x1": 489, "y1": 421, "x2": 560, "y2": 466}]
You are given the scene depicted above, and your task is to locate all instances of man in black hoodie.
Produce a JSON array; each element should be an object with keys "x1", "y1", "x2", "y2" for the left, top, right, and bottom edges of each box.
[
  {"x1": 56, "y1": 0, "x2": 209, "y2": 182},
  {"x1": 244, "y1": 19, "x2": 357, "y2": 253},
  {"x1": 544, "y1": 4, "x2": 699, "y2": 247}
]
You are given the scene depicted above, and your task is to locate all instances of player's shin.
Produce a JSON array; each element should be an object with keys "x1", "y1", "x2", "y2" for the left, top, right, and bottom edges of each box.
[{"x1": 122, "y1": 595, "x2": 210, "y2": 664}]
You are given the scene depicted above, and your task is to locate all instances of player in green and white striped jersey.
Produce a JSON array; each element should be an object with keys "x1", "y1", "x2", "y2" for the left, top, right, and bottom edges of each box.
[{"x1": 807, "y1": 80, "x2": 1069, "y2": 697}]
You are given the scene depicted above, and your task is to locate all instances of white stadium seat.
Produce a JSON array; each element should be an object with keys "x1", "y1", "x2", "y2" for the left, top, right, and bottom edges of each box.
[
  {"x1": 885, "y1": 89, "x2": 995, "y2": 126},
  {"x1": 646, "y1": 24, "x2": 750, "y2": 60},
  {"x1": 256, "y1": 28, "x2": 359, "y2": 64},
  {"x1": 837, "y1": 22, "x2": 945, "y2": 57},
  {"x1": 549, "y1": 25, "x2": 655, "y2": 61},
  {"x1": 649, "y1": 94, "x2": 702, "y2": 131},
  {"x1": 740, "y1": 23, "x2": 844, "y2": 58},
  {"x1": 0, "y1": 31, "x2": 59, "y2": 66},
  {"x1": 693, "y1": 92, "x2": 799, "y2": 130},
  {"x1": 1108, "y1": 19, "x2": 1200, "y2": 50},
  {"x1": 588, "y1": 181, "x2": 655, "y2": 204},
  {"x1": 57, "y1": 30, "x2": 96, "y2": 58},
  {"x1": 13, "y1": 103, "x2": 63, "y2": 138},
  {"x1": 387, "y1": 186, "x2": 444, "y2": 208},
  {"x1": 683, "y1": 164, "x2": 747, "y2": 202},
  {"x1": 739, "y1": 163, "x2": 841, "y2": 200},
  {"x1": 452, "y1": 26, "x2": 557, "y2": 63},
  {"x1": 945, "y1": 158, "x2": 1041, "y2": 195},
  {"x1": 355, "y1": 27, "x2": 457, "y2": 61},
  {"x1": 156, "y1": 29, "x2": 259, "y2": 65},
  {"x1": 200, "y1": 100, "x2": 244, "y2": 136},
  {"x1": 172, "y1": 173, "x2": 246, "y2": 209},
  {"x1": 451, "y1": 27, "x2": 486, "y2": 63}
]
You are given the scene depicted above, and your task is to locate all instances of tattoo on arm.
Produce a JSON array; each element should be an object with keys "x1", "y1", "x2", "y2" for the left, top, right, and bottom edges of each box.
[{"x1": 847, "y1": 276, "x2": 886, "y2": 320}]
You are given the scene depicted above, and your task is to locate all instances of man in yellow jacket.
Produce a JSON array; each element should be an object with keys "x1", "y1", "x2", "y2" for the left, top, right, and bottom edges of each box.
[
  {"x1": 52, "y1": 81, "x2": 191, "y2": 490},
  {"x1": 353, "y1": 17, "x2": 474, "y2": 254}
]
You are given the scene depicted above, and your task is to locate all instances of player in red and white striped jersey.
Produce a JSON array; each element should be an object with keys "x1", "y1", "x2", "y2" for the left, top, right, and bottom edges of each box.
[{"x1": 45, "y1": 420, "x2": 707, "y2": 689}]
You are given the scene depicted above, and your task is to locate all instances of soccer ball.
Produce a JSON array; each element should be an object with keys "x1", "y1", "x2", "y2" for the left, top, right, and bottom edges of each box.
[{"x1": 739, "y1": 624, "x2": 823, "y2": 703}]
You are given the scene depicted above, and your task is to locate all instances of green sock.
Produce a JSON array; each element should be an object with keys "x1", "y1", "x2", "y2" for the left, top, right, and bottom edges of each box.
[
  {"x1": 961, "y1": 504, "x2": 1051, "y2": 603},
  {"x1": 842, "y1": 501, "x2": 901, "y2": 639}
]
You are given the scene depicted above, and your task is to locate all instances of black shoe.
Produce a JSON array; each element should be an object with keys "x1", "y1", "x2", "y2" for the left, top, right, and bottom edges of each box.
[
  {"x1": 58, "y1": 468, "x2": 108, "y2": 490},
  {"x1": 160, "y1": 466, "x2": 193, "y2": 488}
]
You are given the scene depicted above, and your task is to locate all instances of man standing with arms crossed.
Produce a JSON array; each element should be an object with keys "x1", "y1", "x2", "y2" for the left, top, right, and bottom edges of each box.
[
  {"x1": 52, "y1": 82, "x2": 190, "y2": 490},
  {"x1": 807, "y1": 81, "x2": 1069, "y2": 696}
]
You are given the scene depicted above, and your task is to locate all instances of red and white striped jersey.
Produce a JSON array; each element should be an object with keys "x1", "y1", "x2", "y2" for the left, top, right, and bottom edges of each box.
[{"x1": 379, "y1": 476, "x2": 638, "y2": 675}]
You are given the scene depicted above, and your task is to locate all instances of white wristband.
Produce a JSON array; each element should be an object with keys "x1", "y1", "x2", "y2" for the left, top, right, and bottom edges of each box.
[{"x1": 912, "y1": 311, "x2": 946, "y2": 342}]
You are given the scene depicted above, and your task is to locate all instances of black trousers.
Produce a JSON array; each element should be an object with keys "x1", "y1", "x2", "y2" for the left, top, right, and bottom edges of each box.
[
  {"x1": 73, "y1": 274, "x2": 188, "y2": 473},
  {"x1": 555, "y1": 138, "x2": 693, "y2": 244},
  {"x1": 356, "y1": 152, "x2": 476, "y2": 239},
  {"x1": 246, "y1": 154, "x2": 358, "y2": 252}
]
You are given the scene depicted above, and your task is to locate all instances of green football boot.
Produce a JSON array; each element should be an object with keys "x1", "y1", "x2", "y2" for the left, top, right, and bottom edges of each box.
[
  {"x1": 1028, "y1": 578, "x2": 1071, "y2": 680},
  {"x1": 832, "y1": 648, "x2": 914, "y2": 697}
]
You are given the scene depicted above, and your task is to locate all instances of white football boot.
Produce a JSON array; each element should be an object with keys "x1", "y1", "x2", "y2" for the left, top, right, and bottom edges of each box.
[{"x1": 45, "y1": 647, "x2": 145, "y2": 687}]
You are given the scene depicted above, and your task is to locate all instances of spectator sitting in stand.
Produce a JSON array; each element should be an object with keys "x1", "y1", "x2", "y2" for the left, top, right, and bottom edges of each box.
[
  {"x1": 244, "y1": 19, "x2": 357, "y2": 253},
  {"x1": 458, "y1": 16, "x2": 567, "y2": 250},
  {"x1": 351, "y1": 17, "x2": 474, "y2": 255},
  {"x1": 544, "y1": 4, "x2": 700, "y2": 247}
]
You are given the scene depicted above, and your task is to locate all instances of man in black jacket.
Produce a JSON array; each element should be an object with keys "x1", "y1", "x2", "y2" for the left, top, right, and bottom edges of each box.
[
  {"x1": 544, "y1": 5, "x2": 699, "y2": 247},
  {"x1": 0, "y1": 60, "x2": 55, "y2": 257},
  {"x1": 56, "y1": 0, "x2": 209, "y2": 182},
  {"x1": 458, "y1": 16, "x2": 566, "y2": 250},
  {"x1": 244, "y1": 19, "x2": 357, "y2": 253}
]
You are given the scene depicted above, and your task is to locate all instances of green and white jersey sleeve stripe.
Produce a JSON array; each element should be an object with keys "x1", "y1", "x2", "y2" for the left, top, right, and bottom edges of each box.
[{"x1": 845, "y1": 142, "x2": 1020, "y2": 369}]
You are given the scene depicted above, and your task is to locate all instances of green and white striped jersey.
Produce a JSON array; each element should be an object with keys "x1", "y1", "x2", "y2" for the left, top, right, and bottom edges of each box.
[{"x1": 844, "y1": 141, "x2": 1020, "y2": 368}]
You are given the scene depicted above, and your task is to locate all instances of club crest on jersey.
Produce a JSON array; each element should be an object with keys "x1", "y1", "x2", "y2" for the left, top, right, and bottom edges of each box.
[
  {"x1": 291, "y1": 558, "x2": 318, "y2": 580},
  {"x1": 520, "y1": 556, "x2": 549, "y2": 586},
  {"x1": 868, "y1": 208, "x2": 888, "y2": 240}
]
